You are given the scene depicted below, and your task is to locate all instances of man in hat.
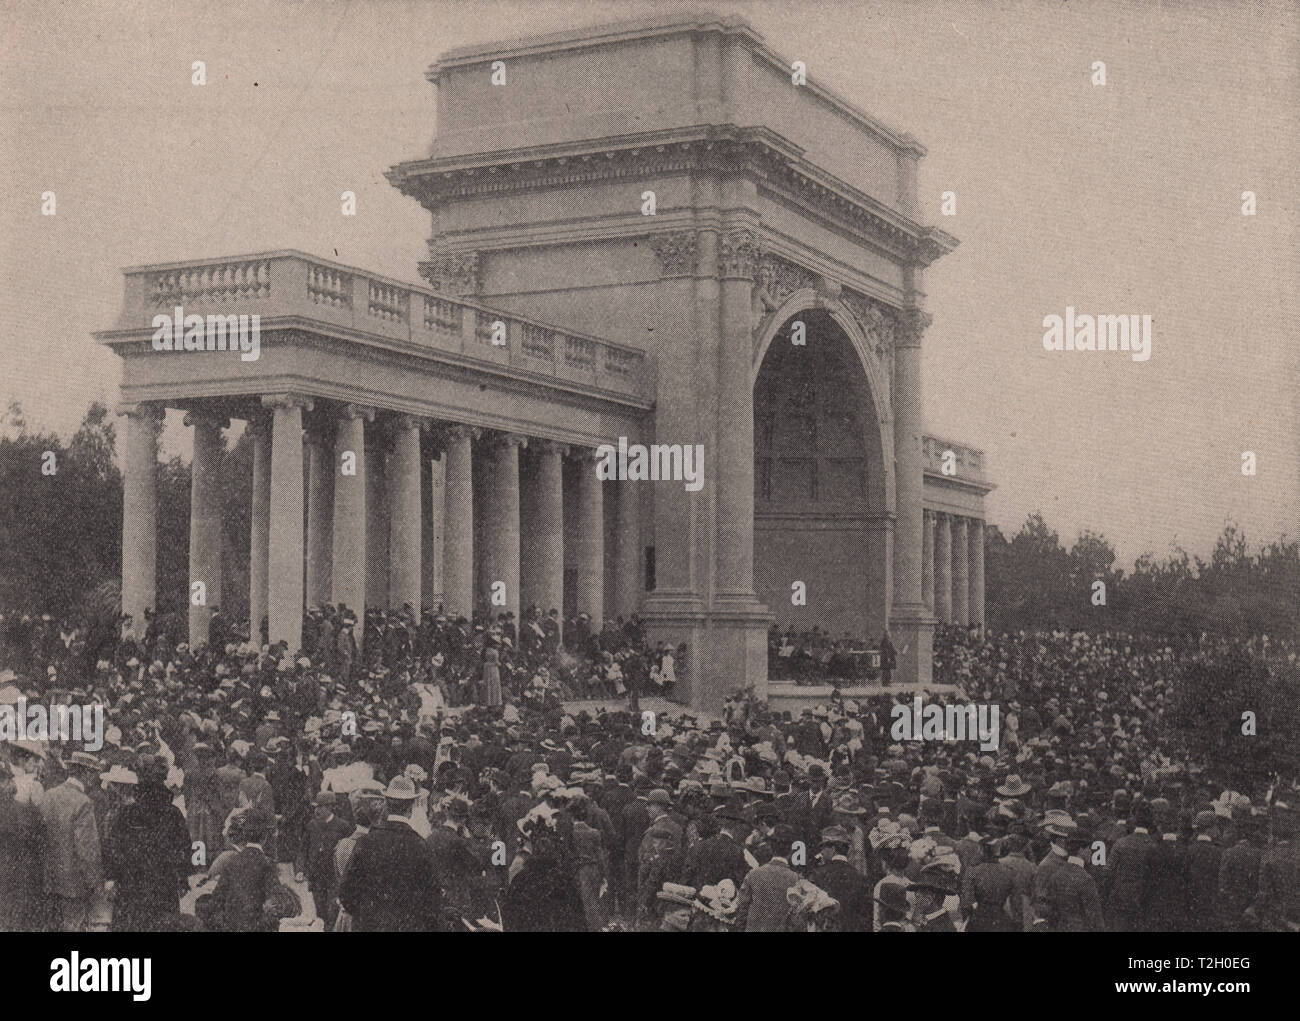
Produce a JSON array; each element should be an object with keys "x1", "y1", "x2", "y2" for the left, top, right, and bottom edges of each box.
[
  {"x1": 685, "y1": 803, "x2": 751, "y2": 889},
  {"x1": 1037, "y1": 828, "x2": 1105, "y2": 931},
  {"x1": 39, "y1": 749, "x2": 104, "y2": 931},
  {"x1": 1104, "y1": 801, "x2": 1158, "y2": 930},
  {"x1": 809, "y1": 825, "x2": 873, "y2": 932},
  {"x1": 636, "y1": 789, "x2": 683, "y2": 928},
  {"x1": 1258, "y1": 802, "x2": 1299, "y2": 932},
  {"x1": 1217, "y1": 811, "x2": 1261, "y2": 931},
  {"x1": 737, "y1": 824, "x2": 800, "y2": 931},
  {"x1": 207, "y1": 809, "x2": 280, "y2": 932},
  {"x1": 1185, "y1": 810, "x2": 1222, "y2": 931},
  {"x1": 297, "y1": 790, "x2": 354, "y2": 930},
  {"x1": 0, "y1": 759, "x2": 47, "y2": 930},
  {"x1": 427, "y1": 796, "x2": 480, "y2": 923},
  {"x1": 338, "y1": 775, "x2": 449, "y2": 931},
  {"x1": 102, "y1": 756, "x2": 190, "y2": 932}
]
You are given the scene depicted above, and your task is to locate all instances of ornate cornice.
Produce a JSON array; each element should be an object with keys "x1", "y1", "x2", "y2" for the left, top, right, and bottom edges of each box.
[
  {"x1": 647, "y1": 229, "x2": 698, "y2": 277},
  {"x1": 388, "y1": 129, "x2": 958, "y2": 269},
  {"x1": 419, "y1": 251, "x2": 480, "y2": 295}
]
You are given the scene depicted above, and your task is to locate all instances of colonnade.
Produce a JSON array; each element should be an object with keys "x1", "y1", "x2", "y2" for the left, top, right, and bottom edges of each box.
[
  {"x1": 922, "y1": 509, "x2": 985, "y2": 627},
  {"x1": 118, "y1": 397, "x2": 643, "y2": 651}
]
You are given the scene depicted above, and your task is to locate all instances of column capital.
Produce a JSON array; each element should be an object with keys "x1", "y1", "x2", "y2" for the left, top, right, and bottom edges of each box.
[
  {"x1": 647, "y1": 229, "x2": 699, "y2": 278},
  {"x1": 531, "y1": 438, "x2": 569, "y2": 458},
  {"x1": 262, "y1": 392, "x2": 314, "y2": 413},
  {"x1": 896, "y1": 307, "x2": 933, "y2": 349},
  {"x1": 566, "y1": 445, "x2": 603, "y2": 465},
  {"x1": 391, "y1": 413, "x2": 425, "y2": 433},
  {"x1": 444, "y1": 423, "x2": 479, "y2": 444},
  {"x1": 183, "y1": 408, "x2": 230, "y2": 430},
  {"x1": 117, "y1": 400, "x2": 165, "y2": 421},
  {"x1": 486, "y1": 431, "x2": 528, "y2": 451},
  {"x1": 339, "y1": 403, "x2": 376, "y2": 423},
  {"x1": 718, "y1": 228, "x2": 760, "y2": 280}
]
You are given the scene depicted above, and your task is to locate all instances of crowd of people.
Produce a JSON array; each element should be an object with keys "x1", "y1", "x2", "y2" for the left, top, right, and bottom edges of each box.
[{"x1": 0, "y1": 605, "x2": 1296, "y2": 933}]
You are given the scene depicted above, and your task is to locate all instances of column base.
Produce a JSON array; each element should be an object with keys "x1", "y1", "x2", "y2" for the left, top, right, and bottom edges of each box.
[{"x1": 888, "y1": 603, "x2": 935, "y2": 686}]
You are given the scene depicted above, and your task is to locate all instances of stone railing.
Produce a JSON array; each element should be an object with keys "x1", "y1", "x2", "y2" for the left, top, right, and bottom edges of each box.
[
  {"x1": 922, "y1": 435, "x2": 986, "y2": 482},
  {"x1": 115, "y1": 250, "x2": 652, "y2": 400}
]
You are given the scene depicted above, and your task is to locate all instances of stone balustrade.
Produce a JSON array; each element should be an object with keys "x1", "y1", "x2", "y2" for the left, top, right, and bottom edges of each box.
[
  {"x1": 116, "y1": 250, "x2": 652, "y2": 399},
  {"x1": 922, "y1": 434, "x2": 986, "y2": 483}
]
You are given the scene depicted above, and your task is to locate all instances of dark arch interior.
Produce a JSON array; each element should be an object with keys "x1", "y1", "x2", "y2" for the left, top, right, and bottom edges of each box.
[{"x1": 753, "y1": 310, "x2": 888, "y2": 646}]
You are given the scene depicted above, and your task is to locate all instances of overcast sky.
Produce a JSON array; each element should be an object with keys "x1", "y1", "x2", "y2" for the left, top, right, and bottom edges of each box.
[{"x1": 2, "y1": 0, "x2": 1296, "y2": 566}]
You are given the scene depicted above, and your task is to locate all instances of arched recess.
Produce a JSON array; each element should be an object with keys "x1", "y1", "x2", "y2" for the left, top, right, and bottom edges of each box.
[
  {"x1": 751, "y1": 288, "x2": 895, "y2": 514},
  {"x1": 751, "y1": 289, "x2": 896, "y2": 647}
]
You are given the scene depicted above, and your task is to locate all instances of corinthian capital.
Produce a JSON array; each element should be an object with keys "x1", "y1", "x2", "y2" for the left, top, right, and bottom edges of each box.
[
  {"x1": 896, "y1": 307, "x2": 933, "y2": 349},
  {"x1": 648, "y1": 230, "x2": 698, "y2": 278},
  {"x1": 718, "y1": 229, "x2": 760, "y2": 280}
]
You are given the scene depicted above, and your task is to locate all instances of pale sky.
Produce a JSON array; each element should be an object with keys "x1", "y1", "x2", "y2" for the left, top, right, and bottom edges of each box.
[{"x1": 2, "y1": 0, "x2": 1296, "y2": 566}]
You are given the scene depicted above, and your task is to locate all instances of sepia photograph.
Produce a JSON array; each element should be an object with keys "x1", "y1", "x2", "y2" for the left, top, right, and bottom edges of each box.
[{"x1": 1, "y1": 0, "x2": 1296, "y2": 997}]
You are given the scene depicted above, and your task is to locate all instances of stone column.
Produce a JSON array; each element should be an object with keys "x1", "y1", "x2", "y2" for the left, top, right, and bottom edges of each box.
[
  {"x1": 119, "y1": 402, "x2": 162, "y2": 638},
  {"x1": 968, "y1": 517, "x2": 985, "y2": 629},
  {"x1": 922, "y1": 509, "x2": 935, "y2": 612},
  {"x1": 424, "y1": 450, "x2": 445, "y2": 611},
  {"x1": 934, "y1": 512, "x2": 952, "y2": 624},
  {"x1": 522, "y1": 439, "x2": 564, "y2": 620},
  {"x1": 442, "y1": 425, "x2": 475, "y2": 619},
  {"x1": 185, "y1": 408, "x2": 227, "y2": 646},
  {"x1": 365, "y1": 430, "x2": 389, "y2": 609},
  {"x1": 331, "y1": 404, "x2": 372, "y2": 646},
  {"x1": 388, "y1": 415, "x2": 424, "y2": 617},
  {"x1": 248, "y1": 415, "x2": 272, "y2": 644},
  {"x1": 263, "y1": 393, "x2": 312, "y2": 651},
  {"x1": 305, "y1": 427, "x2": 333, "y2": 611},
  {"x1": 573, "y1": 449, "x2": 604, "y2": 622},
  {"x1": 889, "y1": 307, "x2": 935, "y2": 682},
  {"x1": 486, "y1": 433, "x2": 524, "y2": 624},
  {"x1": 615, "y1": 478, "x2": 641, "y2": 619},
  {"x1": 952, "y1": 516, "x2": 970, "y2": 627}
]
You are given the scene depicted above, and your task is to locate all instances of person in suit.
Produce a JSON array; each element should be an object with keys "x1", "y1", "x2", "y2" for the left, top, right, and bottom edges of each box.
[
  {"x1": 102, "y1": 756, "x2": 190, "y2": 932},
  {"x1": 296, "y1": 790, "x2": 353, "y2": 930},
  {"x1": 1105, "y1": 803, "x2": 1159, "y2": 931},
  {"x1": 1218, "y1": 813, "x2": 1262, "y2": 931},
  {"x1": 686, "y1": 804, "x2": 751, "y2": 889},
  {"x1": 1185, "y1": 810, "x2": 1223, "y2": 931},
  {"x1": 1148, "y1": 820, "x2": 1190, "y2": 932},
  {"x1": 0, "y1": 760, "x2": 47, "y2": 930},
  {"x1": 809, "y1": 826, "x2": 873, "y2": 932},
  {"x1": 238, "y1": 751, "x2": 278, "y2": 861},
  {"x1": 786, "y1": 764, "x2": 835, "y2": 850},
  {"x1": 39, "y1": 750, "x2": 103, "y2": 931},
  {"x1": 1039, "y1": 830, "x2": 1105, "y2": 931},
  {"x1": 427, "y1": 796, "x2": 480, "y2": 923},
  {"x1": 207, "y1": 809, "x2": 279, "y2": 932},
  {"x1": 1257, "y1": 804, "x2": 1299, "y2": 932},
  {"x1": 737, "y1": 825, "x2": 800, "y2": 931},
  {"x1": 213, "y1": 749, "x2": 247, "y2": 838},
  {"x1": 636, "y1": 789, "x2": 683, "y2": 927},
  {"x1": 337, "y1": 776, "x2": 449, "y2": 932}
]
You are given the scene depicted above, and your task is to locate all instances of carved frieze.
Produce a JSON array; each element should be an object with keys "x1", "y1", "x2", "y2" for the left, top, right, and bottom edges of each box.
[
  {"x1": 419, "y1": 251, "x2": 480, "y2": 296},
  {"x1": 647, "y1": 230, "x2": 698, "y2": 278}
]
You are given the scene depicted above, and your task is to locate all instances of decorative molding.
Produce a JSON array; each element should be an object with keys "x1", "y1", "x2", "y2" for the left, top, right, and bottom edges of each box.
[
  {"x1": 719, "y1": 228, "x2": 760, "y2": 280},
  {"x1": 419, "y1": 251, "x2": 480, "y2": 295},
  {"x1": 896, "y1": 307, "x2": 933, "y2": 349},
  {"x1": 339, "y1": 403, "x2": 376, "y2": 423},
  {"x1": 842, "y1": 289, "x2": 899, "y2": 384},
  {"x1": 388, "y1": 132, "x2": 959, "y2": 268},
  {"x1": 117, "y1": 401, "x2": 165, "y2": 426},
  {"x1": 647, "y1": 230, "x2": 698, "y2": 277},
  {"x1": 750, "y1": 251, "x2": 818, "y2": 334}
]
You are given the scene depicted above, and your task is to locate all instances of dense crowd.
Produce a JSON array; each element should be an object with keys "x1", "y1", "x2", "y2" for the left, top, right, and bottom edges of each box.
[{"x1": 0, "y1": 607, "x2": 1296, "y2": 933}]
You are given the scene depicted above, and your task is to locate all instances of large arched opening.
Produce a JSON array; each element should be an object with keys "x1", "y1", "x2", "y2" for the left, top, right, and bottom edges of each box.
[{"x1": 752, "y1": 304, "x2": 892, "y2": 662}]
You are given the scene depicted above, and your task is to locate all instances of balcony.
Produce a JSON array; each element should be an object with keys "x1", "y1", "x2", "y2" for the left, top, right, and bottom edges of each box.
[{"x1": 110, "y1": 250, "x2": 653, "y2": 404}]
